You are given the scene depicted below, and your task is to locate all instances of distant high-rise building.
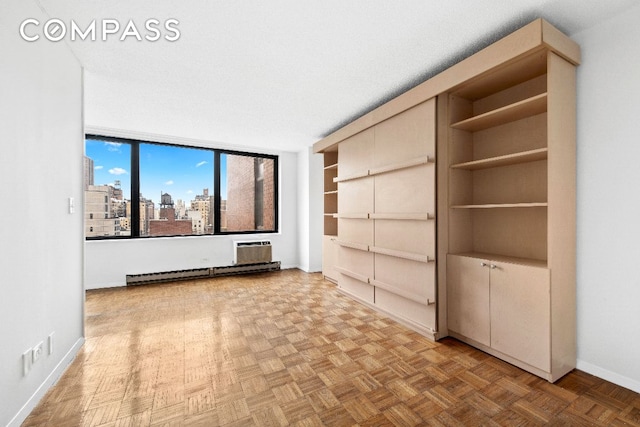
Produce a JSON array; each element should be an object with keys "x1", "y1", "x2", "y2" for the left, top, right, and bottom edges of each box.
[
  {"x1": 226, "y1": 157, "x2": 274, "y2": 231},
  {"x1": 191, "y1": 189, "x2": 214, "y2": 234},
  {"x1": 85, "y1": 185, "x2": 120, "y2": 237},
  {"x1": 83, "y1": 156, "x2": 94, "y2": 190}
]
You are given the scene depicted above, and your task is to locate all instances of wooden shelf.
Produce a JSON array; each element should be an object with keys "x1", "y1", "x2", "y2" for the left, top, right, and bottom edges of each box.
[
  {"x1": 369, "y1": 213, "x2": 434, "y2": 221},
  {"x1": 370, "y1": 279, "x2": 433, "y2": 306},
  {"x1": 450, "y1": 252, "x2": 548, "y2": 268},
  {"x1": 451, "y1": 202, "x2": 548, "y2": 209},
  {"x1": 451, "y1": 93, "x2": 547, "y2": 132},
  {"x1": 334, "y1": 170, "x2": 369, "y2": 183},
  {"x1": 369, "y1": 156, "x2": 433, "y2": 177},
  {"x1": 451, "y1": 148, "x2": 548, "y2": 171},
  {"x1": 335, "y1": 240, "x2": 369, "y2": 252},
  {"x1": 370, "y1": 246, "x2": 433, "y2": 264},
  {"x1": 336, "y1": 213, "x2": 369, "y2": 219},
  {"x1": 335, "y1": 266, "x2": 370, "y2": 284}
]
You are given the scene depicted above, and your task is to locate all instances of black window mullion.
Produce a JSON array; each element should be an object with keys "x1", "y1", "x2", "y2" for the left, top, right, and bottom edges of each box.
[
  {"x1": 213, "y1": 151, "x2": 221, "y2": 234},
  {"x1": 130, "y1": 142, "x2": 140, "y2": 237}
]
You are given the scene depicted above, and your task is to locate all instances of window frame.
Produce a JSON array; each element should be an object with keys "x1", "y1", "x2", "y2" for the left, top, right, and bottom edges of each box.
[{"x1": 85, "y1": 134, "x2": 279, "y2": 240}]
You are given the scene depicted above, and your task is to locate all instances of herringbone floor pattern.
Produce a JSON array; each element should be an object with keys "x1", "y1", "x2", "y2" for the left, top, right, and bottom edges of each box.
[{"x1": 23, "y1": 269, "x2": 640, "y2": 426}]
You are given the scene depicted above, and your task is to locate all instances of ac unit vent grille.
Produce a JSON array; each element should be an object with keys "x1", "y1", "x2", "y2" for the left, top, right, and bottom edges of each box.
[{"x1": 234, "y1": 240, "x2": 272, "y2": 265}]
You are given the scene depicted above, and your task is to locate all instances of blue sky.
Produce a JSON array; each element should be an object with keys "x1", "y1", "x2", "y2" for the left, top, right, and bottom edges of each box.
[{"x1": 86, "y1": 139, "x2": 228, "y2": 206}]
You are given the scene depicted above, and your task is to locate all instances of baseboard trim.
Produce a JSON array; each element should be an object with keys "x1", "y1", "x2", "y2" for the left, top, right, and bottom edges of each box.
[
  {"x1": 577, "y1": 359, "x2": 640, "y2": 393},
  {"x1": 8, "y1": 337, "x2": 85, "y2": 427}
]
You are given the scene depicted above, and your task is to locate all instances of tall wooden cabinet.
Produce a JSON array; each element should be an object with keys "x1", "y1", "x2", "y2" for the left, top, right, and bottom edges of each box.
[
  {"x1": 315, "y1": 19, "x2": 579, "y2": 382},
  {"x1": 322, "y1": 150, "x2": 339, "y2": 283}
]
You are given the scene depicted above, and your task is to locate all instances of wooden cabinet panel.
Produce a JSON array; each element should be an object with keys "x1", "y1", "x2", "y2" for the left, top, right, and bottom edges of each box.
[
  {"x1": 338, "y1": 177, "x2": 373, "y2": 214},
  {"x1": 491, "y1": 263, "x2": 550, "y2": 371},
  {"x1": 322, "y1": 236, "x2": 338, "y2": 283},
  {"x1": 374, "y1": 255, "x2": 435, "y2": 303},
  {"x1": 375, "y1": 287, "x2": 436, "y2": 330},
  {"x1": 339, "y1": 275, "x2": 373, "y2": 303},
  {"x1": 374, "y1": 219, "x2": 434, "y2": 257},
  {"x1": 338, "y1": 218, "x2": 373, "y2": 246},
  {"x1": 374, "y1": 166, "x2": 434, "y2": 214},
  {"x1": 339, "y1": 128, "x2": 373, "y2": 177},
  {"x1": 373, "y1": 99, "x2": 436, "y2": 168},
  {"x1": 447, "y1": 255, "x2": 491, "y2": 346},
  {"x1": 337, "y1": 246, "x2": 373, "y2": 280}
]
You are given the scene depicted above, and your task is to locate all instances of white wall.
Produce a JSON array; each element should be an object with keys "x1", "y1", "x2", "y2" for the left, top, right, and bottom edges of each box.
[
  {"x1": 297, "y1": 147, "x2": 324, "y2": 272},
  {"x1": 0, "y1": 1, "x2": 85, "y2": 425},
  {"x1": 85, "y1": 151, "x2": 300, "y2": 289},
  {"x1": 572, "y1": 4, "x2": 640, "y2": 392}
]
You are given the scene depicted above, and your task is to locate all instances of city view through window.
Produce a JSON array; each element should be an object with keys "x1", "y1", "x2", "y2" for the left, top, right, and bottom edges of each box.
[{"x1": 84, "y1": 137, "x2": 277, "y2": 238}]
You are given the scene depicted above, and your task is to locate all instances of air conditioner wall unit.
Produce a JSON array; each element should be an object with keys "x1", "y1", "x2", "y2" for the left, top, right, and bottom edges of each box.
[{"x1": 234, "y1": 240, "x2": 272, "y2": 265}]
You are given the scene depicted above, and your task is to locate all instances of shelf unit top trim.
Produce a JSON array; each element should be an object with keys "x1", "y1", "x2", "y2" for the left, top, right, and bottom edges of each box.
[{"x1": 313, "y1": 18, "x2": 580, "y2": 153}]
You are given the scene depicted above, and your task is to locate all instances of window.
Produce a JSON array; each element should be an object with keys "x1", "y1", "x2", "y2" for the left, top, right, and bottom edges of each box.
[
  {"x1": 222, "y1": 154, "x2": 275, "y2": 232},
  {"x1": 84, "y1": 135, "x2": 278, "y2": 239},
  {"x1": 85, "y1": 138, "x2": 132, "y2": 238},
  {"x1": 139, "y1": 143, "x2": 215, "y2": 237}
]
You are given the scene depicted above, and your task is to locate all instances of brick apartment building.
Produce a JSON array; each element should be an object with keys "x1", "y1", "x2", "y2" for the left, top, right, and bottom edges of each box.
[{"x1": 225, "y1": 156, "x2": 275, "y2": 232}]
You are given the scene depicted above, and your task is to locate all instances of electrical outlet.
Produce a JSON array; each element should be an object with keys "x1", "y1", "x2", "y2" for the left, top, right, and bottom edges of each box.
[
  {"x1": 32, "y1": 341, "x2": 43, "y2": 363},
  {"x1": 22, "y1": 349, "x2": 32, "y2": 376},
  {"x1": 48, "y1": 332, "x2": 55, "y2": 355}
]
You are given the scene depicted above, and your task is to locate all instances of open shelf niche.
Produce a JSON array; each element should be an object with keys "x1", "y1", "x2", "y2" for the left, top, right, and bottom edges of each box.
[{"x1": 447, "y1": 51, "x2": 550, "y2": 264}]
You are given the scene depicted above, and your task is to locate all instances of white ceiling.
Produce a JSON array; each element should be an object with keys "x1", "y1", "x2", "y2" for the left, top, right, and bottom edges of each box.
[{"x1": 37, "y1": 0, "x2": 637, "y2": 152}]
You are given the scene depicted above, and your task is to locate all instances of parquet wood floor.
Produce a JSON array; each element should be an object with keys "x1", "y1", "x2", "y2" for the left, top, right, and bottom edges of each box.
[{"x1": 23, "y1": 269, "x2": 640, "y2": 426}]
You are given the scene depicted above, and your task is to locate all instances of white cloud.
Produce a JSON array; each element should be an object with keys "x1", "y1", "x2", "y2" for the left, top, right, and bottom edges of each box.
[
  {"x1": 196, "y1": 161, "x2": 207, "y2": 167},
  {"x1": 187, "y1": 190, "x2": 193, "y2": 194},
  {"x1": 165, "y1": 180, "x2": 174, "y2": 185},
  {"x1": 109, "y1": 167, "x2": 127, "y2": 175},
  {"x1": 95, "y1": 165, "x2": 104, "y2": 170},
  {"x1": 105, "y1": 142, "x2": 122, "y2": 152}
]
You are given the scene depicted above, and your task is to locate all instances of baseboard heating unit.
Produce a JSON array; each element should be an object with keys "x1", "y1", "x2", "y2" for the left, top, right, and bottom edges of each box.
[{"x1": 126, "y1": 261, "x2": 281, "y2": 286}]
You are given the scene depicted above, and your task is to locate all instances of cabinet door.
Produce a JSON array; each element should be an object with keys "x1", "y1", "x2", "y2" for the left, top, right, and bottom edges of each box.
[
  {"x1": 322, "y1": 236, "x2": 338, "y2": 283},
  {"x1": 490, "y1": 263, "x2": 550, "y2": 371},
  {"x1": 447, "y1": 255, "x2": 490, "y2": 346}
]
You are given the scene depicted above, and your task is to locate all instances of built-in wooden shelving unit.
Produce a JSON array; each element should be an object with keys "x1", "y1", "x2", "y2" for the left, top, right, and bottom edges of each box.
[{"x1": 315, "y1": 18, "x2": 578, "y2": 382}]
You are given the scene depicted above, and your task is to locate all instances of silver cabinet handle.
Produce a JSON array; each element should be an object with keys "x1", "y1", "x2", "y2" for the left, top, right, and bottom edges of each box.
[
  {"x1": 490, "y1": 264, "x2": 497, "y2": 269},
  {"x1": 480, "y1": 262, "x2": 488, "y2": 267}
]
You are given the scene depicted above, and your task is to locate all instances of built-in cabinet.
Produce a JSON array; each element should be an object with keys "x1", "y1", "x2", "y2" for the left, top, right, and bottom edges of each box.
[
  {"x1": 322, "y1": 151, "x2": 339, "y2": 283},
  {"x1": 442, "y1": 47, "x2": 577, "y2": 381},
  {"x1": 447, "y1": 254, "x2": 551, "y2": 372},
  {"x1": 329, "y1": 102, "x2": 438, "y2": 337},
  {"x1": 315, "y1": 19, "x2": 578, "y2": 382}
]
